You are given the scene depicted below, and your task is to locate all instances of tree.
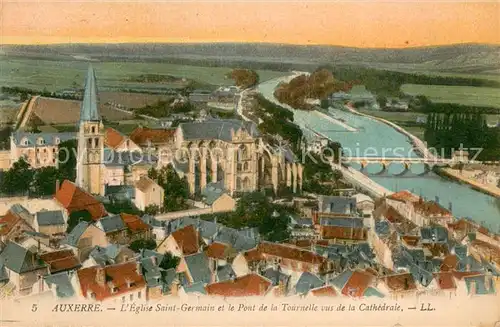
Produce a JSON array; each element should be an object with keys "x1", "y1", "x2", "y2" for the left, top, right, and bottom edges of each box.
[
  {"x1": 1, "y1": 158, "x2": 33, "y2": 195},
  {"x1": 58, "y1": 139, "x2": 78, "y2": 182},
  {"x1": 376, "y1": 95, "x2": 387, "y2": 108},
  {"x1": 66, "y1": 210, "x2": 92, "y2": 233},
  {"x1": 159, "y1": 252, "x2": 181, "y2": 270},
  {"x1": 129, "y1": 239, "x2": 157, "y2": 253},
  {"x1": 149, "y1": 164, "x2": 189, "y2": 212},
  {"x1": 32, "y1": 166, "x2": 60, "y2": 197},
  {"x1": 229, "y1": 69, "x2": 260, "y2": 89},
  {"x1": 144, "y1": 204, "x2": 160, "y2": 215}
]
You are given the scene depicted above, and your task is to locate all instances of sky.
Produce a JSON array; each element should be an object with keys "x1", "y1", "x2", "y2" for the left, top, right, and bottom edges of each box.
[{"x1": 1, "y1": 0, "x2": 499, "y2": 48}]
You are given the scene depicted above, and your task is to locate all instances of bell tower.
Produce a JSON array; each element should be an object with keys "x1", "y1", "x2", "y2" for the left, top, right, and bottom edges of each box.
[{"x1": 76, "y1": 64, "x2": 105, "y2": 196}]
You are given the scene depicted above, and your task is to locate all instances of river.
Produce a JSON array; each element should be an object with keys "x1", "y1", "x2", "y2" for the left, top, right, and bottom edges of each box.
[{"x1": 257, "y1": 78, "x2": 500, "y2": 231}]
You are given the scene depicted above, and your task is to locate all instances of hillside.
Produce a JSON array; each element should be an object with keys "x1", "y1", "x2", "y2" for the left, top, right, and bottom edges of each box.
[{"x1": 2, "y1": 43, "x2": 499, "y2": 74}]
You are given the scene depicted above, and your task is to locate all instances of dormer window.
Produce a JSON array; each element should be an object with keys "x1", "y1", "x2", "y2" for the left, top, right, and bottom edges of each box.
[
  {"x1": 54, "y1": 137, "x2": 60, "y2": 145},
  {"x1": 21, "y1": 137, "x2": 29, "y2": 146},
  {"x1": 37, "y1": 137, "x2": 45, "y2": 145},
  {"x1": 126, "y1": 279, "x2": 136, "y2": 288}
]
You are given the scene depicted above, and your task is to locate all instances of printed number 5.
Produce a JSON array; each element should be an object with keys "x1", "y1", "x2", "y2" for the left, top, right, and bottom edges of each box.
[{"x1": 31, "y1": 304, "x2": 38, "y2": 312}]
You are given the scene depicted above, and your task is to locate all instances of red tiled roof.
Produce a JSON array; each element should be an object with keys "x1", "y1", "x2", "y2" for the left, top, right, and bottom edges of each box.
[
  {"x1": 383, "y1": 206, "x2": 406, "y2": 223},
  {"x1": 341, "y1": 270, "x2": 375, "y2": 297},
  {"x1": 54, "y1": 180, "x2": 107, "y2": 221},
  {"x1": 171, "y1": 225, "x2": 202, "y2": 256},
  {"x1": 77, "y1": 262, "x2": 146, "y2": 301},
  {"x1": 320, "y1": 226, "x2": 367, "y2": 241},
  {"x1": 205, "y1": 242, "x2": 230, "y2": 260},
  {"x1": 129, "y1": 127, "x2": 176, "y2": 146},
  {"x1": 257, "y1": 242, "x2": 326, "y2": 265},
  {"x1": 104, "y1": 128, "x2": 126, "y2": 149},
  {"x1": 0, "y1": 211, "x2": 22, "y2": 236},
  {"x1": 383, "y1": 273, "x2": 417, "y2": 292},
  {"x1": 243, "y1": 248, "x2": 264, "y2": 262},
  {"x1": 40, "y1": 249, "x2": 81, "y2": 273},
  {"x1": 310, "y1": 285, "x2": 337, "y2": 297},
  {"x1": 387, "y1": 191, "x2": 419, "y2": 202},
  {"x1": 433, "y1": 272, "x2": 456, "y2": 290},
  {"x1": 120, "y1": 213, "x2": 151, "y2": 232},
  {"x1": 205, "y1": 274, "x2": 272, "y2": 297}
]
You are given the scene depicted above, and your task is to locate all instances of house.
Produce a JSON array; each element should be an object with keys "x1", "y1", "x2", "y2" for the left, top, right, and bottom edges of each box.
[
  {"x1": 201, "y1": 182, "x2": 236, "y2": 213},
  {"x1": 137, "y1": 250, "x2": 178, "y2": 300},
  {"x1": 315, "y1": 195, "x2": 357, "y2": 221},
  {"x1": 9, "y1": 131, "x2": 76, "y2": 169},
  {"x1": 0, "y1": 204, "x2": 35, "y2": 244},
  {"x1": 104, "y1": 127, "x2": 141, "y2": 152},
  {"x1": 157, "y1": 225, "x2": 204, "y2": 257},
  {"x1": 133, "y1": 177, "x2": 164, "y2": 212},
  {"x1": 205, "y1": 273, "x2": 272, "y2": 297},
  {"x1": 167, "y1": 217, "x2": 258, "y2": 253},
  {"x1": 140, "y1": 215, "x2": 167, "y2": 243},
  {"x1": 34, "y1": 210, "x2": 66, "y2": 236},
  {"x1": 353, "y1": 193, "x2": 375, "y2": 218},
  {"x1": 384, "y1": 191, "x2": 453, "y2": 227},
  {"x1": 176, "y1": 252, "x2": 212, "y2": 286},
  {"x1": 377, "y1": 273, "x2": 417, "y2": 299},
  {"x1": 232, "y1": 242, "x2": 329, "y2": 277},
  {"x1": 319, "y1": 225, "x2": 368, "y2": 244},
  {"x1": 330, "y1": 269, "x2": 383, "y2": 298},
  {"x1": 262, "y1": 267, "x2": 291, "y2": 296},
  {"x1": 95, "y1": 214, "x2": 152, "y2": 245},
  {"x1": 102, "y1": 150, "x2": 158, "y2": 187},
  {"x1": 0, "y1": 241, "x2": 49, "y2": 296},
  {"x1": 82, "y1": 244, "x2": 135, "y2": 268},
  {"x1": 55, "y1": 180, "x2": 107, "y2": 221},
  {"x1": 76, "y1": 262, "x2": 147, "y2": 302},
  {"x1": 39, "y1": 249, "x2": 81, "y2": 274},
  {"x1": 34, "y1": 271, "x2": 78, "y2": 300},
  {"x1": 294, "y1": 271, "x2": 325, "y2": 296},
  {"x1": 63, "y1": 221, "x2": 108, "y2": 261}
]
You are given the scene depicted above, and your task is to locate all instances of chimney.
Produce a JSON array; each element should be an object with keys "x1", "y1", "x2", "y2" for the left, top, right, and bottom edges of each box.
[
  {"x1": 95, "y1": 267, "x2": 106, "y2": 287},
  {"x1": 55, "y1": 179, "x2": 60, "y2": 192},
  {"x1": 136, "y1": 262, "x2": 142, "y2": 275},
  {"x1": 151, "y1": 256, "x2": 157, "y2": 266}
]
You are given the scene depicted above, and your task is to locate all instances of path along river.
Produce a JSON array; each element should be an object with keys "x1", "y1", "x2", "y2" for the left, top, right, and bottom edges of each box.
[{"x1": 257, "y1": 77, "x2": 500, "y2": 231}]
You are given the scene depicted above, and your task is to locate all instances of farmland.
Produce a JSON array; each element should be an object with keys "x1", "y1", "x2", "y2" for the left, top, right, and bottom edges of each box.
[
  {"x1": 400, "y1": 84, "x2": 500, "y2": 109},
  {"x1": 0, "y1": 57, "x2": 288, "y2": 92}
]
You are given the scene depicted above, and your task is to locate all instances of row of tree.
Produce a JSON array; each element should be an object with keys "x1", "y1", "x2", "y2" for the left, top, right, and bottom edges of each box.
[{"x1": 424, "y1": 112, "x2": 500, "y2": 160}]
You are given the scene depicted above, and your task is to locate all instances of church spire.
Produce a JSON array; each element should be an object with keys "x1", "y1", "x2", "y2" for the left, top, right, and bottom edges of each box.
[{"x1": 80, "y1": 64, "x2": 100, "y2": 122}]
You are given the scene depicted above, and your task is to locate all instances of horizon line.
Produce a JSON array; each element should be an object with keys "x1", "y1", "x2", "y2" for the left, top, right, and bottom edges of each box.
[{"x1": 1, "y1": 40, "x2": 499, "y2": 51}]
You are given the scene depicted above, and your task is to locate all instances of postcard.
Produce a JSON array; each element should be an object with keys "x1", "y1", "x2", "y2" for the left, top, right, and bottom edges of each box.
[{"x1": 0, "y1": 1, "x2": 499, "y2": 326}]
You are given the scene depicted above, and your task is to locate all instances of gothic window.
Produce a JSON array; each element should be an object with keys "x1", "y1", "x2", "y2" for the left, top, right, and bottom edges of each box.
[
  {"x1": 95, "y1": 138, "x2": 99, "y2": 148},
  {"x1": 91, "y1": 126, "x2": 96, "y2": 134},
  {"x1": 236, "y1": 177, "x2": 242, "y2": 190},
  {"x1": 88, "y1": 138, "x2": 93, "y2": 147},
  {"x1": 243, "y1": 162, "x2": 249, "y2": 171}
]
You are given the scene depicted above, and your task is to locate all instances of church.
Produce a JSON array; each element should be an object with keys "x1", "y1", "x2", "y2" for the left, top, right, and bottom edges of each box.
[{"x1": 10, "y1": 65, "x2": 304, "y2": 199}]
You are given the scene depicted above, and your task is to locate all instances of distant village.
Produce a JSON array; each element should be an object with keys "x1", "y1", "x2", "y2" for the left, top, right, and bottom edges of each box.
[{"x1": 0, "y1": 65, "x2": 498, "y2": 304}]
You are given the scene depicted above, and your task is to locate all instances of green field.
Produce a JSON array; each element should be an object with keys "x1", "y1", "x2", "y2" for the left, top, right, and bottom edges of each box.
[
  {"x1": 401, "y1": 84, "x2": 500, "y2": 108},
  {"x1": 0, "y1": 57, "x2": 287, "y2": 92}
]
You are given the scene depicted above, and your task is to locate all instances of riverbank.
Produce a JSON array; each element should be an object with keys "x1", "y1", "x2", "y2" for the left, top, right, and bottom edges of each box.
[
  {"x1": 343, "y1": 104, "x2": 435, "y2": 160},
  {"x1": 436, "y1": 167, "x2": 500, "y2": 198}
]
